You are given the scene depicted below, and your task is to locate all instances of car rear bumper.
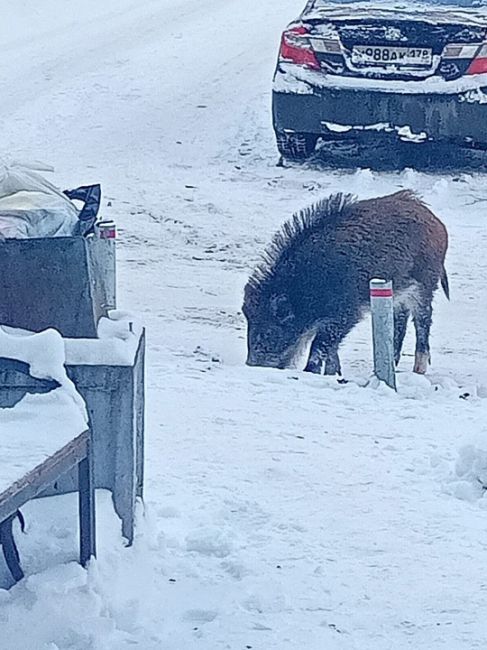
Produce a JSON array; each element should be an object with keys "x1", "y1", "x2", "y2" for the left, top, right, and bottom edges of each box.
[{"x1": 272, "y1": 85, "x2": 487, "y2": 145}]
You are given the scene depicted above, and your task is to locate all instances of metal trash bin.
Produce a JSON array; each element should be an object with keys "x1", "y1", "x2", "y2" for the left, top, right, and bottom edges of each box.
[{"x1": 0, "y1": 231, "x2": 116, "y2": 338}]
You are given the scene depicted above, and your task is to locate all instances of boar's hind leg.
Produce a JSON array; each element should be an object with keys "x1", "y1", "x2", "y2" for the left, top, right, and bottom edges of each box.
[
  {"x1": 412, "y1": 290, "x2": 433, "y2": 374},
  {"x1": 304, "y1": 333, "x2": 341, "y2": 376},
  {"x1": 393, "y1": 306, "x2": 410, "y2": 366}
]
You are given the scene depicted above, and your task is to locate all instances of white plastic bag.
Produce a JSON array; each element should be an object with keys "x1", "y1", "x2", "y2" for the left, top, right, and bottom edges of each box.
[{"x1": 0, "y1": 160, "x2": 79, "y2": 239}]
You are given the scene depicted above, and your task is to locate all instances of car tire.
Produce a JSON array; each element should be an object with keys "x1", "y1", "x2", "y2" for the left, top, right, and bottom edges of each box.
[{"x1": 276, "y1": 131, "x2": 319, "y2": 161}]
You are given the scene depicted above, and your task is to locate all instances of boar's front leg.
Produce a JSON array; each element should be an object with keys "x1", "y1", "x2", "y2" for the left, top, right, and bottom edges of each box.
[
  {"x1": 304, "y1": 332, "x2": 342, "y2": 376},
  {"x1": 324, "y1": 348, "x2": 341, "y2": 376},
  {"x1": 303, "y1": 335, "x2": 324, "y2": 374}
]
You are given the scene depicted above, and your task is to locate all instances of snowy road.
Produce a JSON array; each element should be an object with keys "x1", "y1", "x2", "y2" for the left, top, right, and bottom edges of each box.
[{"x1": 2, "y1": 1, "x2": 487, "y2": 649}]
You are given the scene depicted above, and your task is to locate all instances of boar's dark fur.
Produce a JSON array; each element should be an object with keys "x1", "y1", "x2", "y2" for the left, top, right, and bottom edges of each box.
[{"x1": 243, "y1": 190, "x2": 449, "y2": 376}]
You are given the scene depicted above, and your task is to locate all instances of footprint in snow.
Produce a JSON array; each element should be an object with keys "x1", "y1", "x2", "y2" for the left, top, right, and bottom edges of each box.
[
  {"x1": 185, "y1": 527, "x2": 235, "y2": 558},
  {"x1": 183, "y1": 609, "x2": 218, "y2": 624}
]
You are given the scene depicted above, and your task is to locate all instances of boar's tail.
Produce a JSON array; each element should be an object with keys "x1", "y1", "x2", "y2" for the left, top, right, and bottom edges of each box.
[{"x1": 441, "y1": 266, "x2": 450, "y2": 301}]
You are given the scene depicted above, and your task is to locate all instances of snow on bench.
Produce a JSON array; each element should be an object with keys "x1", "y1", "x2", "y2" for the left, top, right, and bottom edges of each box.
[
  {"x1": 0, "y1": 388, "x2": 87, "y2": 494},
  {"x1": 0, "y1": 327, "x2": 95, "y2": 586}
]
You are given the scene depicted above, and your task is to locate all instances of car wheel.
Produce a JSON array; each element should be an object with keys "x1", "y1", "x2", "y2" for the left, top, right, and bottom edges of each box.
[{"x1": 276, "y1": 132, "x2": 318, "y2": 161}]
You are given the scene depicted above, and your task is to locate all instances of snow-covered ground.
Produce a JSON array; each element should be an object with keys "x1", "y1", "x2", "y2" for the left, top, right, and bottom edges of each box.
[{"x1": 2, "y1": 1, "x2": 487, "y2": 648}]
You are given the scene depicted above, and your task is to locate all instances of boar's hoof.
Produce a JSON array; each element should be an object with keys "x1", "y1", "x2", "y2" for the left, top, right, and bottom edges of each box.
[{"x1": 413, "y1": 351, "x2": 430, "y2": 374}]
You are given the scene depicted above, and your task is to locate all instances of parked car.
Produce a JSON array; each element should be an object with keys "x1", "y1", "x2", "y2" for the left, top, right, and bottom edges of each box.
[{"x1": 272, "y1": 0, "x2": 487, "y2": 161}]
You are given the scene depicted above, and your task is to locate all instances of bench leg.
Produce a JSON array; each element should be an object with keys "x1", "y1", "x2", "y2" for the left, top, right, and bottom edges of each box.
[
  {"x1": 78, "y1": 451, "x2": 96, "y2": 567},
  {"x1": 0, "y1": 516, "x2": 24, "y2": 583}
]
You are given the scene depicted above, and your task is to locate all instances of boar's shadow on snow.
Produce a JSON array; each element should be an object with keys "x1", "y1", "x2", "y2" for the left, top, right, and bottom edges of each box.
[{"x1": 242, "y1": 190, "x2": 449, "y2": 376}]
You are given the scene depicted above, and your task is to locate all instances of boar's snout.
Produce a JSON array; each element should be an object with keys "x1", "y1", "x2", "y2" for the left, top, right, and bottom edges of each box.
[
  {"x1": 245, "y1": 324, "x2": 296, "y2": 370},
  {"x1": 244, "y1": 293, "x2": 299, "y2": 370}
]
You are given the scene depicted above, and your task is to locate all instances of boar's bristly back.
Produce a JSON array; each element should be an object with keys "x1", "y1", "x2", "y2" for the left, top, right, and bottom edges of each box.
[{"x1": 245, "y1": 193, "x2": 357, "y2": 301}]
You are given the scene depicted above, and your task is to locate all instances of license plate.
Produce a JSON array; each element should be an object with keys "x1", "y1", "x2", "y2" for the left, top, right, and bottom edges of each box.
[{"x1": 351, "y1": 45, "x2": 432, "y2": 67}]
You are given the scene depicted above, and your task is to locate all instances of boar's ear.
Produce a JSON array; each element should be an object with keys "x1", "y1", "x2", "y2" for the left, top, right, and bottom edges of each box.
[{"x1": 270, "y1": 293, "x2": 294, "y2": 323}]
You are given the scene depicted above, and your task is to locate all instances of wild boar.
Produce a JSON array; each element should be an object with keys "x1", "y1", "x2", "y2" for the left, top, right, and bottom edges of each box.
[{"x1": 243, "y1": 190, "x2": 449, "y2": 376}]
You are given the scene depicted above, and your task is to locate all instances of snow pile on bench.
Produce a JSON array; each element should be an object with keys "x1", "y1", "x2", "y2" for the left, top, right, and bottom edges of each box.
[
  {"x1": 0, "y1": 327, "x2": 88, "y2": 468},
  {"x1": 65, "y1": 310, "x2": 143, "y2": 366}
]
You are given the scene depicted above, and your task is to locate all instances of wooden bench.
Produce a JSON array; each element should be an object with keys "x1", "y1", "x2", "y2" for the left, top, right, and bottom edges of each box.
[{"x1": 0, "y1": 360, "x2": 96, "y2": 585}]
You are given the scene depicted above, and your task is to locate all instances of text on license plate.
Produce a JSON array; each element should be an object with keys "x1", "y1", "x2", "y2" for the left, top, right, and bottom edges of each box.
[{"x1": 351, "y1": 46, "x2": 432, "y2": 66}]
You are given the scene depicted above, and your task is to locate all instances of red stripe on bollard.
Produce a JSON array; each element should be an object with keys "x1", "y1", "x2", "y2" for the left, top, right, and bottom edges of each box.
[{"x1": 370, "y1": 288, "x2": 393, "y2": 298}]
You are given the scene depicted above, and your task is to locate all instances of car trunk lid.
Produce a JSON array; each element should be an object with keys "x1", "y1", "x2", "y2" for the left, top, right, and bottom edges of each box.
[{"x1": 302, "y1": 3, "x2": 487, "y2": 80}]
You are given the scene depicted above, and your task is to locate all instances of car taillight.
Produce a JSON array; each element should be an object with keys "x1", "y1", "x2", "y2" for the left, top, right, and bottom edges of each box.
[
  {"x1": 310, "y1": 37, "x2": 342, "y2": 54},
  {"x1": 279, "y1": 25, "x2": 320, "y2": 70},
  {"x1": 466, "y1": 43, "x2": 487, "y2": 74}
]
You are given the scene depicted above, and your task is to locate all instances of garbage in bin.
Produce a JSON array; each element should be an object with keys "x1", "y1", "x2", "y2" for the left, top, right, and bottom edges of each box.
[
  {"x1": 0, "y1": 160, "x2": 101, "y2": 239},
  {"x1": 64, "y1": 184, "x2": 102, "y2": 236}
]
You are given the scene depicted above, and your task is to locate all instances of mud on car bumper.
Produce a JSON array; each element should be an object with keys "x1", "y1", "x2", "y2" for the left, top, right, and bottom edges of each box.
[{"x1": 272, "y1": 86, "x2": 487, "y2": 147}]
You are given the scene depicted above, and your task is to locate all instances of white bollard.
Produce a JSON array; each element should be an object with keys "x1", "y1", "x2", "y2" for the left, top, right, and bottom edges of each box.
[
  {"x1": 96, "y1": 220, "x2": 117, "y2": 311},
  {"x1": 369, "y1": 278, "x2": 396, "y2": 391}
]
